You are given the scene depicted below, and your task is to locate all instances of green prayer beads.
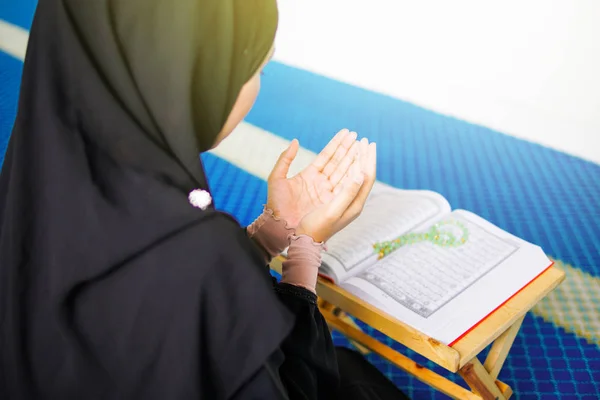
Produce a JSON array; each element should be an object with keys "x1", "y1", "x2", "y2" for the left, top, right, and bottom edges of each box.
[{"x1": 373, "y1": 219, "x2": 469, "y2": 259}]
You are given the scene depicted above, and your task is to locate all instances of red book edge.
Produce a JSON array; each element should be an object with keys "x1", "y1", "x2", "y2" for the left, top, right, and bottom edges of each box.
[
  {"x1": 317, "y1": 262, "x2": 556, "y2": 348},
  {"x1": 448, "y1": 260, "x2": 555, "y2": 347},
  {"x1": 318, "y1": 272, "x2": 335, "y2": 283}
]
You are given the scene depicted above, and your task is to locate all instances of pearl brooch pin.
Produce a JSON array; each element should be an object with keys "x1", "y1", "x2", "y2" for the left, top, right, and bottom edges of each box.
[{"x1": 188, "y1": 189, "x2": 212, "y2": 210}]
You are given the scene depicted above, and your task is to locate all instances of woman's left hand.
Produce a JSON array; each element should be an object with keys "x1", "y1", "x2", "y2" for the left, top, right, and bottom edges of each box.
[{"x1": 266, "y1": 129, "x2": 359, "y2": 229}]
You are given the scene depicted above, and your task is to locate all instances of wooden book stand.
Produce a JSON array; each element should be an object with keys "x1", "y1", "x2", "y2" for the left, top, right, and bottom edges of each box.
[{"x1": 271, "y1": 257, "x2": 565, "y2": 399}]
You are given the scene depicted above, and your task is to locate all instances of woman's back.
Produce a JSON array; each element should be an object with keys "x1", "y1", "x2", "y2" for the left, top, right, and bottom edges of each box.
[
  {"x1": 0, "y1": 0, "x2": 289, "y2": 397},
  {"x1": 1, "y1": 213, "x2": 290, "y2": 398},
  {"x1": 0, "y1": 1, "x2": 408, "y2": 399}
]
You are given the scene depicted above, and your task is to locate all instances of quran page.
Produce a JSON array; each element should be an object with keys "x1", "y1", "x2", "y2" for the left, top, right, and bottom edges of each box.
[
  {"x1": 341, "y1": 210, "x2": 552, "y2": 344},
  {"x1": 319, "y1": 187, "x2": 451, "y2": 283}
]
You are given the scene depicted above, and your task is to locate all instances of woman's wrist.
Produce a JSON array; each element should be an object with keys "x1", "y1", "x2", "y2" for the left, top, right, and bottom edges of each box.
[
  {"x1": 280, "y1": 234, "x2": 324, "y2": 293},
  {"x1": 247, "y1": 207, "x2": 294, "y2": 262}
]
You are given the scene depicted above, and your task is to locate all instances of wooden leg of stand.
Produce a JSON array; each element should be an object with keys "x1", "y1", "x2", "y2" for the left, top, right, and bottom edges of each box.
[
  {"x1": 321, "y1": 308, "x2": 485, "y2": 400},
  {"x1": 460, "y1": 358, "x2": 507, "y2": 400},
  {"x1": 319, "y1": 300, "x2": 516, "y2": 399},
  {"x1": 495, "y1": 381, "x2": 513, "y2": 399},
  {"x1": 318, "y1": 299, "x2": 371, "y2": 354},
  {"x1": 317, "y1": 298, "x2": 335, "y2": 312},
  {"x1": 484, "y1": 315, "x2": 524, "y2": 380},
  {"x1": 332, "y1": 307, "x2": 371, "y2": 355},
  {"x1": 318, "y1": 299, "x2": 336, "y2": 333}
]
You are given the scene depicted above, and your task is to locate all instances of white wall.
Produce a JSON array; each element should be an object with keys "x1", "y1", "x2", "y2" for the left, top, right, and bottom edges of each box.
[{"x1": 274, "y1": 0, "x2": 600, "y2": 164}]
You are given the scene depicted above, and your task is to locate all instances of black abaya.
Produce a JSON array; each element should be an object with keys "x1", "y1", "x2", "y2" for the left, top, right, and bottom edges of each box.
[
  {"x1": 0, "y1": 0, "x2": 293, "y2": 397},
  {"x1": 0, "y1": 0, "x2": 408, "y2": 398}
]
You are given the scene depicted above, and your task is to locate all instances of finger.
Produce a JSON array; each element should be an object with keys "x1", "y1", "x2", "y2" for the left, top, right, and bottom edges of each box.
[
  {"x1": 358, "y1": 138, "x2": 369, "y2": 173},
  {"x1": 331, "y1": 146, "x2": 356, "y2": 196},
  {"x1": 269, "y1": 139, "x2": 299, "y2": 180},
  {"x1": 326, "y1": 158, "x2": 364, "y2": 220},
  {"x1": 327, "y1": 140, "x2": 359, "y2": 187},
  {"x1": 322, "y1": 131, "x2": 358, "y2": 177},
  {"x1": 368, "y1": 142, "x2": 377, "y2": 177},
  {"x1": 342, "y1": 142, "x2": 376, "y2": 219},
  {"x1": 332, "y1": 138, "x2": 367, "y2": 195},
  {"x1": 311, "y1": 129, "x2": 349, "y2": 171}
]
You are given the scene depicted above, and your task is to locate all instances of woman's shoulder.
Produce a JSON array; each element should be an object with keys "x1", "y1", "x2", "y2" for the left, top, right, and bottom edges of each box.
[
  {"x1": 138, "y1": 210, "x2": 267, "y2": 282},
  {"x1": 182, "y1": 210, "x2": 261, "y2": 260}
]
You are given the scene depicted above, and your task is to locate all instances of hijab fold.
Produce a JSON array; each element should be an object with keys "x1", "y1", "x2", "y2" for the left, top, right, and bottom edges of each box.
[{"x1": 0, "y1": 0, "x2": 290, "y2": 398}]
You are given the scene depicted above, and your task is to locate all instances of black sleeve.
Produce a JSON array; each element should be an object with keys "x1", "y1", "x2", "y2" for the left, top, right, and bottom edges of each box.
[
  {"x1": 230, "y1": 350, "x2": 289, "y2": 400},
  {"x1": 205, "y1": 218, "x2": 338, "y2": 399},
  {"x1": 232, "y1": 280, "x2": 340, "y2": 399},
  {"x1": 274, "y1": 282, "x2": 340, "y2": 399}
]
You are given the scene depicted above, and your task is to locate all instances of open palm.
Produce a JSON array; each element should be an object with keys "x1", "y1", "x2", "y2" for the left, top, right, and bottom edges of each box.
[{"x1": 266, "y1": 129, "x2": 359, "y2": 228}]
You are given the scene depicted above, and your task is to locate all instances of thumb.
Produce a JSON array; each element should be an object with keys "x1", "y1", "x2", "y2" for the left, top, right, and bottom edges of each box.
[{"x1": 270, "y1": 139, "x2": 299, "y2": 179}]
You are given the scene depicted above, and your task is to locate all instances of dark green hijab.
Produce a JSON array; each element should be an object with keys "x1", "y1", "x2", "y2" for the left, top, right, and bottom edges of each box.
[
  {"x1": 1, "y1": 0, "x2": 292, "y2": 398},
  {"x1": 64, "y1": 0, "x2": 277, "y2": 190}
]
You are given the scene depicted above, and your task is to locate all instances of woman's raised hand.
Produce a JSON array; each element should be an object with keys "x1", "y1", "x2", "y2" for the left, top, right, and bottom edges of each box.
[
  {"x1": 266, "y1": 129, "x2": 361, "y2": 228},
  {"x1": 295, "y1": 137, "x2": 377, "y2": 243}
]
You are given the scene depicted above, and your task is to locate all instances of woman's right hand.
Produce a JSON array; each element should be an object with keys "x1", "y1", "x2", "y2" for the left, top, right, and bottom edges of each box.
[{"x1": 295, "y1": 138, "x2": 377, "y2": 243}]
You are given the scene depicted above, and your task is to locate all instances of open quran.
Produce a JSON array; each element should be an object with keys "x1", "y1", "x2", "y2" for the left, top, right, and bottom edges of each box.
[{"x1": 318, "y1": 185, "x2": 553, "y2": 345}]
